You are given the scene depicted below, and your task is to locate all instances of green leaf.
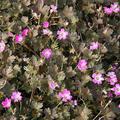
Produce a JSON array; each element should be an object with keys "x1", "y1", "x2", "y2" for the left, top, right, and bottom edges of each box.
[{"x1": 57, "y1": 71, "x2": 66, "y2": 82}]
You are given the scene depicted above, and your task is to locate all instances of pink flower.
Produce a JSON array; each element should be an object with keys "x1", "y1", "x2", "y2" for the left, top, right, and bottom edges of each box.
[
  {"x1": 111, "y1": 3, "x2": 120, "y2": 13},
  {"x1": 1, "y1": 98, "x2": 11, "y2": 109},
  {"x1": 15, "y1": 34, "x2": 24, "y2": 43},
  {"x1": 107, "y1": 72, "x2": 118, "y2": 85},
  {"x1": 0, "y1": 41, "x2": 5, "y2": 53},
  {"x1": 8, "y1": 32, "x2": 14, "y2": 37},
  {"x1": 42, "y1": 21, "x2": 49, "y2": 28},
  {"x1": 43, "y1": 29, "x2": 52, "y2": 36},
  {"x1": 104, "y1": 7, "x2": 113, "y2": 15},
  {"x1": 118, "y1": 104, "x2": 120, "y2": 108},
  {"x1": 11, "y1": 91, "x2": 22, "y2": 102},
  {"x1": 71, "y1": 100, "x2": 77, "y2": 107},
  {"x1": 50, "y1": 5, "x2": 57, "y2": 13},
  {"x1": 92, "y1": 73, "x2": 104, "y2": 85},
  {"x1": 57, "y1": 28, "x2": 69, "y2": 40},
  {"x1": 111, "y1": 84, "x2": 120, "y2": 96},
  {"x1": 41, "y1": 48, "x2": 52, "y2": 59},
  {"x1": 58, "y1": 89, "x2": 72, "y2": 102},
  {"x1": 111, "y1": 64, "x2": 118, "y2": 71},
  {"x1": 107, "y1": 91, "x2": 113, "y2": 98},
  {"x1": 89, "y1": 42, "x2": 99, "y2": 50},
  {"x1": 77, "y1": 59, "x2": 88, "y2": 71},
  {"x1": 48, "y1": 80, "x2": 59, "y2": 90},
  {"x1": 21, "y1": 28, "x2": 29, "y2": 37},
  {"x1": 104, "y1": 3, "x2": 119, "y2": 15}
]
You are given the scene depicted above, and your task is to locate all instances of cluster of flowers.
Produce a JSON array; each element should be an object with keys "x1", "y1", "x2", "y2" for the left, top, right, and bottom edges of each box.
[
  {"x1": 41, "y1": 41, "x2": 99, "y2": 60},
  {"x1": 13, "y1": 5, "x2": 67, "y2": 60},
  {"x1": 0, "y1": 28, "x2": 29, "y2": 53},
  {"x1": 77, "y1": 59, "x2": 105, "y2": 85},
  {"x1": 108, "y1": 72, "x2": 119, "y2": 96},
  {"x1": 76, "y1": 43, "x2": 119, "y2": 107},
  {"x1": 77, "y1": 60, "x2": 119, "y2": 96},
  {"x1": 15, "y1": 28, "x2": 29, "y2": 43},
  {"x1": 0, "y1": 3, "x2": 119, "y2": 110},
  {"x1": 1, "y1": 91, "x2": 22, "y2": 109},
  {"x1": 44, "y1": 39, "x2": 119, "y2": 108},
  {"x1": 0, "y1": 40, "x2": 5, "y2": 53},
  {"x1": 77, "y1": 41, "x2": 99, "y2": 72},
  {"x1": 104, "y1": 2, "x2": 120, "y2": 15},
  {"x1": 42, "y1": 5, "x2": 69, "y2": 40},
  {"x1": 48, "y1": 80, "x2": 77, "y2": 106},
  {"x1": 91, "y1": 71, "x2": 119, "y2": 97},
  {"x1": 39, "y1": 40, "x2": 100, "y2": 105},
  {"x1": 42, "y1": 21, "x2": 69, "y2": 40}
]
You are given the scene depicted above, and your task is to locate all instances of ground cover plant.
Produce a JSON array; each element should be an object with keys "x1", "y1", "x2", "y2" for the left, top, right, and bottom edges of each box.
[{"x1": 0, "y1": 0, "x2": 120, "y2": 119}]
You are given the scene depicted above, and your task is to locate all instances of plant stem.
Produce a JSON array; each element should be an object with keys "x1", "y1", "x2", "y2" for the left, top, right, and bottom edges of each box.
[
  {"x1": 22, "y1": 43, "x2": 40, "y2": 58},
  {"x1": 80, "y1": 97, "x2": 86, "y2": 107},
  {"x1": 54, "y1": 101, "x2": 62, "y2": 109},
  {"x1": 93, "y1": 100, "x2": 112, "y2": 120},
  {"x1": 29, "y1": 88, "x2": 35, "y2": 103},
  {"x1": 56, "y1": 0, "x2": 58, "y2": 6}
]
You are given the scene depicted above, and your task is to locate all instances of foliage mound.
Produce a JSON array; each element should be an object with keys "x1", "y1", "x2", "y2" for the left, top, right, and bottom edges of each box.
[{"x1": 0, "y1": 0, "x2": 119, "y2": 119}]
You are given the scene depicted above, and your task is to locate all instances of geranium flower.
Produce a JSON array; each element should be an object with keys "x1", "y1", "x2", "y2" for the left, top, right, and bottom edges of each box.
[
  {"x1": 104, "y1": 3, "x2": 119, "y2": 15},
  {"x1": 22, "y1": 28, "x2": 29, "y2": 37},
  {"x1": 77, "y1": 59, "x2": 88, "y2": 71},
  {"x1": 1, "y1": 98, "x2": 11, "y2": 109},
  {"x1": 111, "y1": 84, "x2": 120, "y2": 96},
  {"x1": 43, "y1": 29, "x2": 52, "y2": 36},
  {"x1": 57, "y1": 28, "x2": 68, "y2": 40},
  {"x1": 111, "y1": 3, "x2": 120, "y2": 13},
  {"x1": 42, "y1": 21, "x2": 49, "y2": 28},
  {"x1": 8, "y1": 32, "x2": 14, "y2": 37},
  {"x1": 118, "y1": 104, "x2": 120, "y2": 108},
  {"x1": 71, "y1": 100, "x2": 77, "y2": 107},
  {"x1": 50, "y1": 5, "x2": 57, "y2": 13},
  {"x1": 89, "y1": 42, "x2": 99, "y2": 50},
  {"x1": 0, "y1": 40, "x2": 5, "y2": 53},
  {"x1": 92, "y1": 73, "x2": 104, "y2": 85},
  {"x1": 41, "y1": 48, "x2": 52, "y2": 59},
  {"x1": 58, "y1": 89, "x2": 72, "y2": 102},
  {"x1": 15, "y1": 34, "x2": 24, "y2": 43},
  {"x1": 11, "y1": 91, "x2": 22, "y2": 102},
  {"x1": 107, "y1": 72, "x2": 118, "y2": 85},
  {"x1": 104, "y1": 7, "x2": 113, "y2": 15},
  {"x1": 48, "y1": 80, "x2": 59, "y2": 90}
]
